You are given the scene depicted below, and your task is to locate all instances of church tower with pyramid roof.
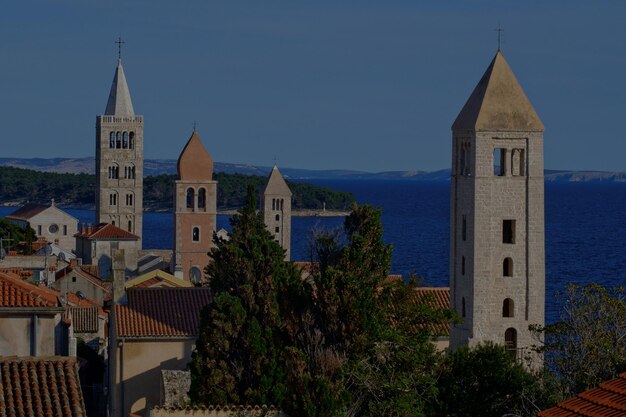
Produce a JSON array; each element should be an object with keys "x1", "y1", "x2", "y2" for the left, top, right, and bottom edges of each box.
[
  {"x1": 262, "y1": 166, "x2": 292, "y2": 260},
  {"x1": 172, "y1": 131, "x2": 217, "y2": 283},
  {"x1": 449, "y1": 50, "x2": 545, "y2": 366},
  {"x1": 96, "y1": 58, "x2": 144, "y2": 243}
]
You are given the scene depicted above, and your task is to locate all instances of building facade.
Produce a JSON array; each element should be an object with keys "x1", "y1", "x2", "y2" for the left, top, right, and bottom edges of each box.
[
  {"x1": 261, "y1": 166, "x2": 292, "y2": 260},
  {"x1": 96, "y1": 59, "x2": 144, "y2": 243},
  {"x1": 172, "y1": 131, "x2": 217, "y2": 283},
  {"x1": 449, "y1": 51, "x2": 545, "y2": 363}
]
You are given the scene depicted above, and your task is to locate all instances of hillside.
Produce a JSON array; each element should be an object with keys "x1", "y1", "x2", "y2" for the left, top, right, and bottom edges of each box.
[{"x1": 0, "y1": 166, "x2": 355, "y2": 211}]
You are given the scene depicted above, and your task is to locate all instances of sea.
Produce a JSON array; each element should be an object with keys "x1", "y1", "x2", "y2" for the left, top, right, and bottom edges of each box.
[{"x1": 2, "y1": 179, "x2": 626, "y2": 324}]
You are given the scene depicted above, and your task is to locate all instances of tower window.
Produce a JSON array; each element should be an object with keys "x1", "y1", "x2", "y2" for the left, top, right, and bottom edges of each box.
[
  {"x1": 462, "y1": 215, "x2": 467, "y2": 241},
  {"x1": 280, "y1": 199, "x2": 284, "y2": 210},
  {"x1": 511, "y1": 149, "x2": 525, "y2": 176},
  {"x1": 108, "y1": 165, "x2": 119, "y2": 179},
  {"x1": 63, "y1": 225, "x2": 67, "y2": 235},
  {"x1": 109, "y1": 193, "x2": 117, "y2": 206},
  {"x1": 128, "y1": 220, "x2": 132, "y2": 232},
  {"x1": 461, "y1": 256, "x2": 465, "y2": 276},
  {"x1": 275, "y1": 227, "x2": 280, "y2": 233},
  {"x1": 502, "y1": 298, "x2": 514, "y2": 318},
  {"x1": 192, "y1": 227, "x2": 200, "y2": 242},
  {"x1": 126, "y1": 193, "x2": 133, "y2": 206},
  {"x1": 461, "y1": 297, "x2": 466, "y2": 318},
  {"x1": 503, "y1": 257, "x2": 513, "y2": 277},
  {"x1": 122, "y1": 132, "x2": 129, "y2": 149},
  {"x1": 503, "y1": 220, "x2": 515, "y2": 244},
  {"x1": 505, "y1": 328, "x2": 517, "y2": 355},
  {"x1": 494, "y1": 148, "x2": 507, "y2": 176},
  {"x1": 189, "y1": 266, "x2": 202, "y2": 284},
  {"x1": 129, "y1": 132, "x2": 135, "y2": 149},
  {"x1": 275, "y1": 214, "x2": 280, "y2": 221},
  {"x1": 272, "y1": 198, "x2": 276, "y2": 210},
  {"x1": 186, "y1": 188, "x2": 195, "y2": 211},
  {"x1": 116, "y1": 132, "x2": 121, "y2": 149},
  {"x1": 198, "y1": 188, "x2": 206, "y2": 210},
  {"x1": 109, "y1": 132, "x2": 115, "y2": 148}
]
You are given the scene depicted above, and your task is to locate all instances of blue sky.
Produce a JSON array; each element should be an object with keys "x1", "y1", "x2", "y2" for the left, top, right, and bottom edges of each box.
[{"x1": 1, "y1": 1, "x2": 625, "y2": 172}]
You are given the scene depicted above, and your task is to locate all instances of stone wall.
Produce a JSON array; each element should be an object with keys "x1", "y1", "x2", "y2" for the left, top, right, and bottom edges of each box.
[
  {"x1": 149, "y1": 405, "x2": 287, "y2": 417},
  {"x1": 161, "y1": 370, "x2": 191, "y2": 408}
]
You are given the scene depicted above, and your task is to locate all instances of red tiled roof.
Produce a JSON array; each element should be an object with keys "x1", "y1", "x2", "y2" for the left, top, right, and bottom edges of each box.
[
  {"x1": 538, "y1": 372, "x2": 626, "y2": 416},
  {"x1": 0, "y1": 272, "x2": 60, "y2": 308},
  {"x1": 115, "y1": 288, "x2": 212, "y2": 338},
  {"x1": 411, "y1": 287, "x2": 451, "y2": 336},
  {"x1": 5, "y1": 204, "x2": 49, "y2": 221},
  {"x1": 70, "y1": 306, "x2": 99, "y2": 333},
  {"x1": 74, "y1": 223, "x2": 138, "y2": 240},
  {"x1": 0, "y1": 356, "x2": 87, "y2": 417}
]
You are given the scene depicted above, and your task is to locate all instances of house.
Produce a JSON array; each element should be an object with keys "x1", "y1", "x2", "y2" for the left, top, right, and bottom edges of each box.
[
  {"x1": 6, "y1": 199, "x2": 78, "y2": 252},
  {"x1": 109, "y1": 287, "x2": 212, "y2": 417},
  {"x1": 54, "y1": 259, "x2": 110, "y2": 304},
  {"x1": 74, "y1": 222, "x2": 139, "y2": 278},
  {"x1": 537, "y1": 372, "x2": 626, "y2": 416},
  {"x1": 0, "y1": 356, "x2": 88, "y2": 417}
]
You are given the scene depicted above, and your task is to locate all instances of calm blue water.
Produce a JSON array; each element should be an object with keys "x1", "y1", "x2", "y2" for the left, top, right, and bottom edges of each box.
[{"x1": 3, "y1": 180, "x2": 626, "y2": 323}]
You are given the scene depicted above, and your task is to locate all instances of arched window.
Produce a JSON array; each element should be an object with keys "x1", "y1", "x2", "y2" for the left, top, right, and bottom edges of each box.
[
  {"x1": 192, "y1": 227, "x2": 200, "y2": 242},
  {"x1": 503, "y1": 257, "x2": 513, "y2": 277},
  {"x1": 186, "y1": 188, "x2": 194, "y2": 210},
  {"x1": 109, "y1": 193, "x2": 117, "y2": 206},
  {"x1": 280, "y1": 199, "x2": 284, "y2": 210},
  {"x1": 461, "y1": 297, "x2": 466, "y2": 318},
  {"x1": 505, "y1": 328, "x2": 517, "y2": 353},
  {"x1": 126, "y1": 193, "x2": 134, "y2": 206},
  {"x1": 275, "y1": 214, "x2": 280, "y2": 221},
  {"x1": 189, "y1": 266, "x2": 202, "y2": 284},
  {"x1": 128, "y1": 220, "x2": 132, "y2": 232},
  {"x1": 129, "y1": 132, "x2": 135, "y2": 149},
  {"x1": 198, "y1": 188, "x2": 206, "y2": 210},
  {"x1": 122, "y1": 132, "x2": 129, "y2": 149},
  {"x1": 461, "y1": 256, "x2": 465, "y2": 276},
  {"x1": 116, "y1": 132, "x2": 121, "y2": 148},
  {"x1": 272, "y1": 198, "x2": 276, "y2": 210},
  {"x1": 502, "y1": 298, "x2": 514, "y2": 318},
  {"x1": 109, "y1": 132, "x2": 115, "y2": 148}
]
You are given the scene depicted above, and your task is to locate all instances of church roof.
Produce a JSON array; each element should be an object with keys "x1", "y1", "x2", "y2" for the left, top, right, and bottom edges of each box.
[
  {"x1": 74, "y1": 223, "x2": 139, "y2": 241},
  {"x1": 104, "y1": 59, "x2": 135, "y2": 116},
  {"x1": 264, "y1": 166, "x2": 292, "y2": 197},
  {"x1": 452, "y1": 51, "x2": 543, "y2": 132},
  {"x1": 177, "y1": 131, "x2": 214, "y2": 181}
]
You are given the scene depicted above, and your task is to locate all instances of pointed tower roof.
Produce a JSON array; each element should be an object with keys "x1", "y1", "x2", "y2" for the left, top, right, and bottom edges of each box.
[
  {"x1": 177, "y1": 131, "x2": 214, "y2": 181},
  {"x1": 452, "y1": 51, "x2": 543, "y2": 132},
  {"x1": 104, "y1": 60, "x2": 135, "y2": 116},
  {"x1": 264, "y1": 166, "x2": 292, "y2": 196}
]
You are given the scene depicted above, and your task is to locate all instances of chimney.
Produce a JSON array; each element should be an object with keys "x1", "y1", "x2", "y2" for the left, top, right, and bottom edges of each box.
[
  {"x1": 112, "y1": 249, "x2": 126, "y2": 304},
  {"x1": 81, "y1": 224, "x2": 86, "y2": 234},
  {"x1": 87, "y1": 224, "x2": 93, "y2": 235},
  {"x1": 70, "y1": 258, "x2": 78, "y2": 268}
]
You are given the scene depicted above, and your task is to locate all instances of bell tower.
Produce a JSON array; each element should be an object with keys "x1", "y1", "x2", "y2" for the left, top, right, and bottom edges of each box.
[
  {"x1": 261, "y1": 166, "x2": 292, "y2": 260},
  {"x1": 96, "y1": 57, "x2": 144, "y2": 243},
  {"x1": 449, "y1": 50, "x2": 545, "y2": 364}
]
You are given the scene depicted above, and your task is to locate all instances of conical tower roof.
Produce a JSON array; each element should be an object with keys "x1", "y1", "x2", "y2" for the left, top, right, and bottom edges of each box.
[
  {"x1": 104, "y1": 60, "x2": 135, "y2": 116},
  {"x1": 177, "y1": 131, "x2": 214, "y2": 181},
  {"x1": 452, "y1": 51, "x2": 543, "y2": 132},
  {"x1": 264, "y1": 166, "x2": 292, "y2": 196}
]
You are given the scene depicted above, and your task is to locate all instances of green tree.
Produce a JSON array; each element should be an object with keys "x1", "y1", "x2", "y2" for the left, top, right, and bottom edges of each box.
[
  {"x1": 531, "y1": 283, "x2": 626, "y2": 400},
  {"x1": 0, "y1": 219, "x2": 36, "y2": 255},
  {"x1": 189, "y1": 187, "x2": 306, "y2": 406},
  {"x1": 434, "y1": 342, "x2": 546, "y2": 417}
]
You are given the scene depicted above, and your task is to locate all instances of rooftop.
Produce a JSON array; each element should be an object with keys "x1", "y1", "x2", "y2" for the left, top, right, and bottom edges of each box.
[
  {"x1": 74, "y1": 223, "x2": 139, "y2": 240},
  {"x1": 104, "y1": 59, "x2": 135, "y2": 116},
  {"x1": 0, "y1": 271, "x2": 60, "y2": 308},
  {"x1": 177, "y1": 131, "x2": 214, "y2": 181}
]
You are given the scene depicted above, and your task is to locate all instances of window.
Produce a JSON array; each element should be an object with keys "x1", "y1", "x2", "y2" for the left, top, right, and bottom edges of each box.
[
  {"x1": 129, "y1": 132, "x2": 135, "y2": 149},
  {"x1": 505, "y1": 328, "x2": 517, "y2": 354},
  {"x1": 108, "y1": 165, "x2": 120, "y2": 179},
  {"x1": 503, "y1": 220, "x2": 515, "y2": 244},
  {"x1": 503, "y1": 298, "x2": 514, "y2": 317},
  {"x1": 124, "y1": 165, "x2": 135, "y2": 179},
  {"x1": 186, "y1": 188, "x2": 194, "y2": 210},
  {"x1": 461, "y1": 297, "x2": 466, "y2": 318},
  {"x1": 460, "y1": 142, "x2": 471, "y2": 176},
  {"x1": 109, "y1": 132, "x2": 115, "y2": 148},
  {"x1": 461, "y1": 256, "x2": 465, "y2": 275},
  {"x1": 189, "y1": 266, "x2": 202, "y2": 284},
  {"x1": 503, "y1": 258, "x2": 513, "y2": 277},
  {"x1": 462, "y1": 215, "x2": 467, "y2": 241},
  {"x1": 110, "y1": 193, "x2": 117, "y2": 206},
  {"x1": 63, "y1": 225, "x2": 67, "y2": 235},
  {"x1": 37, "y1": 225, "x2": 42, "y2": 235},
  {"x1": 192, "y1": 227, "x2": 200, "y2": 242},
  {"x1": 122, "y1": 132, "x2": 129, "y2": 149},
  {"x1": 72, "y1": 277, "x2": 76, "y2": 283},
  {"x1": 128, "y1": 220, "x2": 132, "y2": 232},
  {"x1": 126, "y1": 194, "x2": 133, "y2": 206},
  {"x1": 494, "y1": 148, "x2": 506, "y2": 176},
  {"x1": 511, "y1": 149, "x2": 525, "y2": 176},
  {"x1": 272, "y1": 198, "x2": 276, "y2": 210},
  {"x1": 275, "y1": 227, "x2": 280, "y2": 233},
  {"x1": 48, "y1": 224, "x2": 59, "y2": 234},
  {"x1": 280, "y1": 199, "x2": 284, "y2": 210},
  {"x1": 116, "y1": 132, "x2": 121, "y2": 149},
  {"x1": 275, "y1": 214, "x2": 280, "y2": 221},
  {"x1": 198, "y1": 188, "x2": 206, "y2": 210}
]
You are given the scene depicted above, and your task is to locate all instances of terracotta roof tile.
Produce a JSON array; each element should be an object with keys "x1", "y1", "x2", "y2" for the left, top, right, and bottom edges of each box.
[
  {"x1": 69, "y1": 306, "x2": 99, "y2": 333},
  {"x1": 0, "y1": 272, "x2": 59, "y2": 308},
  {"x1": 0, "y1": 356, "x2": 87, "y2": 417},
  {"x1": 115, "y1": 288, "x2": 212, "y2": 338},
  {"x1": 538, "y1": 372, "x2": 626, "y2": 416},
  {"x1": 74, "y1": 223, "x2": 138, "y2": 240},
  {"x1": 385, "y1": 286, "x2": 451, "y2": 337},
  {"x1": 5, "y1": 204, "x2": 49, "y2": 221}
]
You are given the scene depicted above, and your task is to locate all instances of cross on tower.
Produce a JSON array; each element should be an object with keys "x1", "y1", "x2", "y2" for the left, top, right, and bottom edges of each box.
[
  {"x1": 193, "y1": 120, "x2": 198, "y2": 132},
  {"x1": 273, "y1": 155, "x2": 278, "y2": 166},
  {"x1": 116, "y1": 36, "x2": 125, "y2": 60},
  {"x1": 495, "y1": 25, "x2": 504, "y2": 51}
]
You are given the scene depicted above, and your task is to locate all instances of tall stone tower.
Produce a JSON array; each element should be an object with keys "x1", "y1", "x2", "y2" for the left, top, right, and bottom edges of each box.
[
  {"x1": 449, "y1": 51, "x2": 545, "y2": 361},
  {"x1": 172, "y1": 131, "x2": 217, "y2": 283},
  {"x1": 96, "y1": 59, "x2": 144, "y2": 244},
  {"x1": 262, "y1": 166, "x2": 292, "y2": 260}
]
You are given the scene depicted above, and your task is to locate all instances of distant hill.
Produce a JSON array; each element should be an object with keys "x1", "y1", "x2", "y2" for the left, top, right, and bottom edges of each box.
[{"x1": 0, "y1": 157, "x2": 624, "y2": 183}]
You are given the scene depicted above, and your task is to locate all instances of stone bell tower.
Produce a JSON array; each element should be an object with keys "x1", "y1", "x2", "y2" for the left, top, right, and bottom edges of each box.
[
  {"x1": 96, "y1": 58, "x2": 144, "y2": 243},
  {"x1": 449, "y1": 50, "x2": 545, "y2": 362},
  {"x1": 261, "y1": 166, "x2": 292, "y2": 260}
]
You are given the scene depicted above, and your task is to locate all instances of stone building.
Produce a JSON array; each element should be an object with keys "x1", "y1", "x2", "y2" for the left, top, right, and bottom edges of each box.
[
  {"x1": 6, "y1": 200, "x2": 78, "y2": 252},
  {"x1": 96, "y1": 58, "x2": 144, "y2": 244},
  {"x1": 172, "y1": 131, "x2": 217, "y2": 283},
  {"x1": 449, "y1": 50, "x2": 545, "y2": 363},
  {"x1": 261, "y1": 166, "x2": 292, "y2": 260}
]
